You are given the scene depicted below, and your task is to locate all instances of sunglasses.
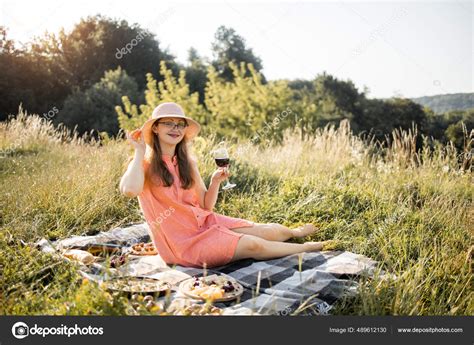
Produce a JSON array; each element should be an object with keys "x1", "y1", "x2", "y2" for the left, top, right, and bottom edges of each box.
[{"x1": 156, "y1": 120, "x2": 188, "y2": 130}]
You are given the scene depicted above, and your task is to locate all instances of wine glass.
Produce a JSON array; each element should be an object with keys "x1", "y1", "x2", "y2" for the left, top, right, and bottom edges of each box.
[{"x1": 211, "y1": 147, "x2": 236, "y2": 190}]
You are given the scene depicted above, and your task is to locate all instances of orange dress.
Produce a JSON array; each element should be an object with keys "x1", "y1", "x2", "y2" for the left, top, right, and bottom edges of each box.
[{"x1": 137, "y1": 154, "x2": 255, "y2": 268}]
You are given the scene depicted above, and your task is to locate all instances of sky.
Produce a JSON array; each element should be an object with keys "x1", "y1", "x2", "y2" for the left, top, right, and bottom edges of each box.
[{"x1": 1, "y1": 0, "x2": 472, "y2": 99}]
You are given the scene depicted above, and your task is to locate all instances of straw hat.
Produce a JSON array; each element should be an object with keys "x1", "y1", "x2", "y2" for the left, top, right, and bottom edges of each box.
[{"x1": 140, "y1": 102, "x2": 201, "y2": 147}]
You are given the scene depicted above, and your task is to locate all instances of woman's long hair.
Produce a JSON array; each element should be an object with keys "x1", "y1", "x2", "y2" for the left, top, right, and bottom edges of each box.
[{"x1": 144, "y1": 128, "x2": 194, "y2": 189}]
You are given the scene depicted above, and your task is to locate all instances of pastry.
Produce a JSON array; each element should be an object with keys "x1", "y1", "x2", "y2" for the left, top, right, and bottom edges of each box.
[
  {"x1": 62, "y1": 249, "x2": 95, "y2": 265},
  {"x1": 130, "y1": 242, "x2": 158, "y2": 256}
]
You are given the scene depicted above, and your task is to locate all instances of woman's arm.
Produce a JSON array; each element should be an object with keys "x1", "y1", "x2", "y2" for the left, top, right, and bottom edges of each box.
[
  {"x1": 204, "y1": 179, "x2": 220, "y2": 211},
  {"x1": 189, "y1": 157, "x2": 208, "y2": 208},
  {"x1": 119, "y1": 151, "x2": 145, "y2": 197},
  {"x1": 120, "y1": 130, "x2": 146, "y2": 198},
  {"x1": 189, "y1": 157, "x2": 228, "y2": 211}
]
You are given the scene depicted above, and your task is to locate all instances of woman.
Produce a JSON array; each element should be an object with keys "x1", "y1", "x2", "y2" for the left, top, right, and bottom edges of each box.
[{"x1": 119, "y1": 102, "x2": 330, "y2": 268}]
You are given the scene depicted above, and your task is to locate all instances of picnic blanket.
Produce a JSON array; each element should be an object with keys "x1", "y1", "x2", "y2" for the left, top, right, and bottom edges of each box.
[{"x1": 36, "y1": 222, "x2": 385, "y2": 316}]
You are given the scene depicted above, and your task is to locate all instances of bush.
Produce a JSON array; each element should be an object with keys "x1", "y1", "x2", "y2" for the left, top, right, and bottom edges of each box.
[
  {"x1": 116, "y1": 61, "x2": 206, "y2": 133},
  {"x1": 58, "y1": 67, "x2": 140, "y2": 136}
]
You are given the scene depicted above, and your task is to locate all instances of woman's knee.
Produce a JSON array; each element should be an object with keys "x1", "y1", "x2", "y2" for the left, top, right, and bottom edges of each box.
[{"x1": 236, "y1": 235, "x2": 265, "y2": 257}]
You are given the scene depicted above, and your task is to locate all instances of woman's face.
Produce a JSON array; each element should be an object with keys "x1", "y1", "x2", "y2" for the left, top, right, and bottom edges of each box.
[{"x1": 151, "y1": 117, "x2": 187, "y2": 146}]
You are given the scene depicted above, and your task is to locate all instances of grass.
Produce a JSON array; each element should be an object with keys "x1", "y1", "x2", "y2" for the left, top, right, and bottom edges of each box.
[{"x1": 0, "y1": 110, "x2": 472, "y2": 315}]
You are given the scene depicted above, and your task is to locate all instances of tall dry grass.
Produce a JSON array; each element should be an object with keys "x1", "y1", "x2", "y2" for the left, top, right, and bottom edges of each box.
[{"x1": 1, "y1": 110, "x2": 472, "y2": 315}]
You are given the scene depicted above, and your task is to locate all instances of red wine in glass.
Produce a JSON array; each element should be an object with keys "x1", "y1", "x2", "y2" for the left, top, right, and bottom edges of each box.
[
  {"x1": 215, "y1": 158, "x2": 230, "y2": 167},
  {"x1": 212, "y1": 148, "x2": 236, "y2": 190}
]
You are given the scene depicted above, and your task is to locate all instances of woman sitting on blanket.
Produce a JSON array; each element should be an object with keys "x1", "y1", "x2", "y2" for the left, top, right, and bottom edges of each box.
[{"x1": 119, "y1": 102, "x2": 331, "y2": 268}]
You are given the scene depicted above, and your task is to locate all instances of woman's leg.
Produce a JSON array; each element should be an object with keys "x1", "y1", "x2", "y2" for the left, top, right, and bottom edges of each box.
[
  {"x1": 230, "y1": 234, "x2": 327, "y2": 262},
  {"x1": 231, "y1": 223, "x2": 319, "y2": 242}
]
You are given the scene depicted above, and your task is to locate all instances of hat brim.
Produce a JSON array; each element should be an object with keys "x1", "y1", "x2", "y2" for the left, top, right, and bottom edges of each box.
[{"x1": 140, "y1": 115, "x2": 201, "y2": 147}]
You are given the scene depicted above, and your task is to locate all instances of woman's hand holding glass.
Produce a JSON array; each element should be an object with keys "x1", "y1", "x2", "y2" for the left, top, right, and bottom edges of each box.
[
  {"x1": 211, "y1": 167, "x2": 231, "y2": 185},
  {"x1": 211, "y1": 146, "x2": 236, "y2": 190}
]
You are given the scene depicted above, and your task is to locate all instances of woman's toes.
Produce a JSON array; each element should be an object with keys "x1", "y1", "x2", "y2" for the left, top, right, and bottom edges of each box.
[{"x1": 292, "y1": 224, "x2": 319, "y2": 238}]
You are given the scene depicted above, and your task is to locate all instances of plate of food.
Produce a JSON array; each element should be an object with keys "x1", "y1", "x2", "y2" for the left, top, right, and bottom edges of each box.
[
  {"x1": 67, "y1": 243, "x2": 123, "y2": 256},
  {"x1": 108, "y1": 254, "x2": 128, "y2": 268},
  {"x1": 178, "y1": 274, "x2": 244, "y2": 302},
  {"x1": 101, "y1": 276, "x2": 171, "y2": 297},
  {"x1": 129, "y1": 242, "x2": 158, "y2": 256},
  {"x1": 170, "y1": 302, "x2": 223, "y2": 316}
]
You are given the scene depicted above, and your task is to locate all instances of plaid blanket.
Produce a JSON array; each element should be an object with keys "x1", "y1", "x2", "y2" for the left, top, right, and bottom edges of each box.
[{"x1": 36, "y1": 222, "x2": 383, "y2": 316}]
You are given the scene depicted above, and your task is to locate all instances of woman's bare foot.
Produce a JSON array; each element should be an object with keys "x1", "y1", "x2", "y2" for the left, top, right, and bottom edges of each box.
[
  {"x1": 303, "y1": 241, "x2": 325, "y2": 252},
  {"x1": 292, "y1": 224, "x2": 320, "y2": 238}
]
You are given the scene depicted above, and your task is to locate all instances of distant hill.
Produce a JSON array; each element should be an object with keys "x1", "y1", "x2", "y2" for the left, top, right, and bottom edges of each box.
[{"x1": 410, "y1": 93, "x2": 473, "y2": 114}]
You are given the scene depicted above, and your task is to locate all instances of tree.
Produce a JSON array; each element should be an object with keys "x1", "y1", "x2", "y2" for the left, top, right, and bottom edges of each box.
[
  {"x1": 29, "y1": 15, "x2": 176, "y2": 91},
  {"x1": 0, "y1": 27, "x2": 68, "y2": 120},
  {"x1": 211, "y1": 26, "x2": 264, "y2": 82},
  {"x1": 287, "y1": 79, "x2": 315, "y2": 91},
  {"x1": 445, "y1": 120, "x2": 472, "y2": 149},
  {"x1": 0, "y1": 17, "x2": 178, "y2": 120},
  {"x1": 205, "y1": 61, "x2": 291, "y2": 143},
  {"x1": 286, "y1": 73, "x2": 364, "y2": 139},
  {"x1": 116, "y1": 61, "x2": 206, "y2": 132},
  {"x1": 290, "y1": 88, "x2": 324, "y2": 140},
  {"x1": 313, "y1": 72, "x2": 364, "y2": 130},
  {"x1": 58, "y1": 67, "x2": 140, "y2": 135},
  {"x1": 185, "y1": 47, "x2": 209, "y2": 104},
  {"x1": 426, "y1": 108, "x2": 474, "y2": 150}
]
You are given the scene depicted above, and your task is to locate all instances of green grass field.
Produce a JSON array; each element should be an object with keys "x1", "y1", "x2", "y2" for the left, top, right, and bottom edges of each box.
[{"x1": 1, "y1": 111, "x2": 472, "y2": 315}]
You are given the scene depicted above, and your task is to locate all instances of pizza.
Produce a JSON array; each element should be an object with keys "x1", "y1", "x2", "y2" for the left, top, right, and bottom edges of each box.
[
  {"x1": 130, "y1": 242, "x2": 158, "y2": 256},
  {"x1": 179, "y1": 274, "x2": 243, "y2": 302}
]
